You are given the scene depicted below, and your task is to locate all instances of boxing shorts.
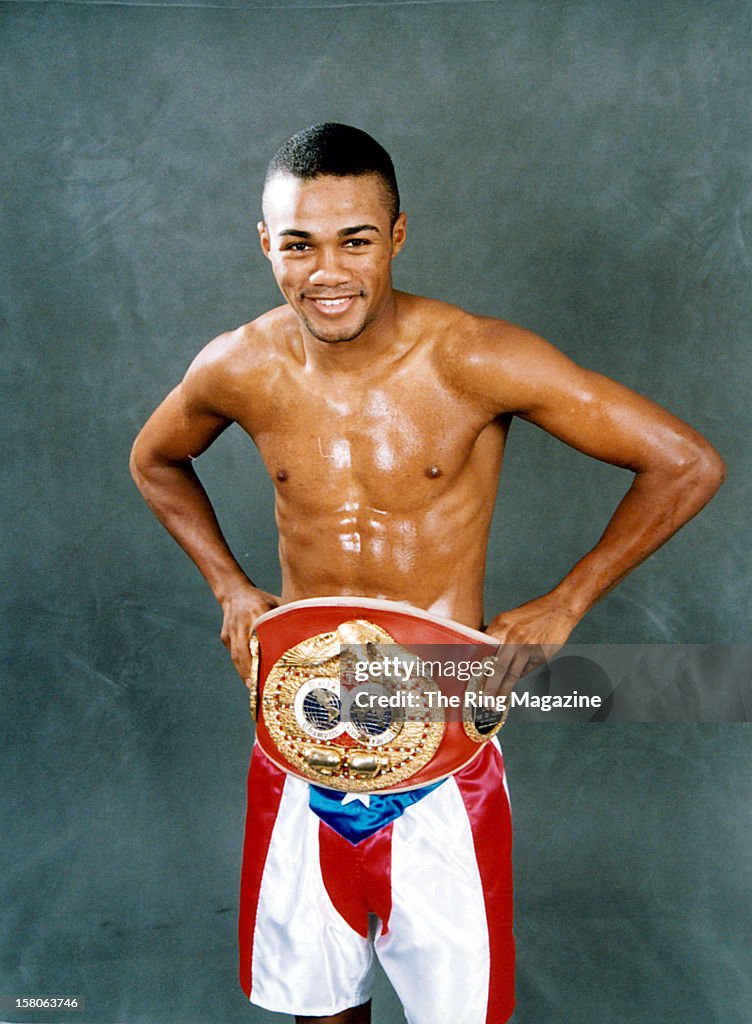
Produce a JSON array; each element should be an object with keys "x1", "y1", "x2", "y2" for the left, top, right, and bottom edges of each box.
[
  {"x1": 238, "y1": 740, "x2": 514, "y2": 1022},
  {"x1": 238, "y1": 598, "x2": 515, "y2": 1023}
]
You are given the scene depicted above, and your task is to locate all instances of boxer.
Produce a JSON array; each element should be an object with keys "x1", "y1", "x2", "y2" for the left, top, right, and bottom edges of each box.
[{"x1": 130, "y1": 123, "x2": 724, "y2": 1023}]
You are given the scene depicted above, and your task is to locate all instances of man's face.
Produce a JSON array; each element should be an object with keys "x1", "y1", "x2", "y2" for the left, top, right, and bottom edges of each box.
[{"x1": 258, "y1": 173, "x2": 407, "y2": 344}]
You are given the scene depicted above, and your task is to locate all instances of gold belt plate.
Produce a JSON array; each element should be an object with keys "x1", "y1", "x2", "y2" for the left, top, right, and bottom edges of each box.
[{"x1": 261, "y1": 619, "x2": 445, "y2": 792}]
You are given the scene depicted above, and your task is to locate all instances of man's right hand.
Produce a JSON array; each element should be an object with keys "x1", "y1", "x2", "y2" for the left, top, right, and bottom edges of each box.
[{"x1": 219, "y1": 584, "x2": 280, "y2": 687}]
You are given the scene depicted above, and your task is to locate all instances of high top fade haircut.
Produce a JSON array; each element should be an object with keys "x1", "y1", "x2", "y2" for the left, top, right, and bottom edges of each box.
[{"x1": 264, "y1": 123, "x2": 401, "y2": 227}]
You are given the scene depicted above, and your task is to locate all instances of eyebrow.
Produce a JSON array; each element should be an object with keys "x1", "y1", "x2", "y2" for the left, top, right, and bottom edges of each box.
[
  {"x1": 277, "y1": 224, "x2": 381, "y2": 239},
  {"x1": 339, "y1": 224, "x2": 380, "y2": 237}
]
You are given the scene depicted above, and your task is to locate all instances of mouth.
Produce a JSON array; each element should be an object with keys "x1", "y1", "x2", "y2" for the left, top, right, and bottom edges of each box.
[{"x1": 304, "y1": 294, "x2": 360, "y2": 317}]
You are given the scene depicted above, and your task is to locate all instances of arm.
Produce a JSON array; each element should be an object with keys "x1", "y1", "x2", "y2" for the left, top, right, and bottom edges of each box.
[
  {"x1": 130, "y1": 345, "x2": 279, "y2": 684},
  {"x1": 463, "y1": 323, "x2": 726, "y2": 690}
]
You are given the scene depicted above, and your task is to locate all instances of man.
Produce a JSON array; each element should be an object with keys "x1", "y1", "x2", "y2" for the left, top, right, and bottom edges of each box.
[{"x1": 130, "y1": 123, "x2": 725, "y2": 1024}]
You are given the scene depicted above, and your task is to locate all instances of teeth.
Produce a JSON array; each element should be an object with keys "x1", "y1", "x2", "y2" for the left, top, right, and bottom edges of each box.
[{"x1": 316, "y1": 298, "x2": 350, "y2": 306}]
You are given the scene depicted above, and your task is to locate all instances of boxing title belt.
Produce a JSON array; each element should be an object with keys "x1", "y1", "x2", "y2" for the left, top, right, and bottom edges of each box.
[{"x1": 248, "y1": 596, "x2": 508, "y2": 793}]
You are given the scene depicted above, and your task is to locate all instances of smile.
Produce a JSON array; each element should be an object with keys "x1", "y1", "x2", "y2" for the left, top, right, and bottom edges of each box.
[{"x1": 306, "y1": 295, "x2": 359, "y2": 316}]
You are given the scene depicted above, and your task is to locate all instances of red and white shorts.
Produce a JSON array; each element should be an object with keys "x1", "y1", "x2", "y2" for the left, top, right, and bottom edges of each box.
[{"x1": 238, "y1": 742, "x2": 515, "y2": 1023}]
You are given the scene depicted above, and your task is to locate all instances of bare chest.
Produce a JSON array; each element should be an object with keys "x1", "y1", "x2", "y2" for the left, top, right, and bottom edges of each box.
[{"x1": 237, "y1": 376, "x2": 497, "y2": 511}]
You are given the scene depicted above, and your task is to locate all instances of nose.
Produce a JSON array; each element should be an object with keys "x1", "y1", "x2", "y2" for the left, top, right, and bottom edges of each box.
[{"x1": 308, "y1": 247, "x2": 349, "y2": 287}]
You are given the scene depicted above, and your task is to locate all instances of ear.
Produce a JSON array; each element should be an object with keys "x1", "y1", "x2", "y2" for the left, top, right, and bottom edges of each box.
[
  {"x1": 390, "y1": 212, "x2": 407, "y2": 257},
  {"x1": 258, "y1": 221, "x2": 272, "y2": 259}
]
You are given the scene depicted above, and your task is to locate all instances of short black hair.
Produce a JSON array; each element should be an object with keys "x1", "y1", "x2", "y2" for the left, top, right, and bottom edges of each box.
[{"x1": 264, "y1": 123, "x2": 400, "y2": 225}]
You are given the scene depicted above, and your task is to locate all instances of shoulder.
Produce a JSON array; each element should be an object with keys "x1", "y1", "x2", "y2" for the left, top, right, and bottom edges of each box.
[
  {"x1": 186, "y1": 305, "x2": 297, "y2": 380},
  {"x1": 403, "y1": 293, "x2": 558, "y2": 363},
  {"x1": 403, "y1": 295, "x2": 584, "y2": 415},
  {"x1": 181, "y1": 305, "x2": 300, "y2": 416}
]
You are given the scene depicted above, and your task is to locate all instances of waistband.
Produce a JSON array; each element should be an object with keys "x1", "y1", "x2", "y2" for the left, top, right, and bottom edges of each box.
[{"x1": 248, "y1": 597, "x2": 508, "y2": 793}]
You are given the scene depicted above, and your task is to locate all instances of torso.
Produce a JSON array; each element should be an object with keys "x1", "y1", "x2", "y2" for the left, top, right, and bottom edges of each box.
[{"x1": 212, "y1": 293, "x2": 512, "y2": 628}]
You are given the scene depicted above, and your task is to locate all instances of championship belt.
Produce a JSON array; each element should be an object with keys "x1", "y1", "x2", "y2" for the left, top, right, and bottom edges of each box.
[{"x1": 248, "y1": 597, "x2": 508, "y2": 793}]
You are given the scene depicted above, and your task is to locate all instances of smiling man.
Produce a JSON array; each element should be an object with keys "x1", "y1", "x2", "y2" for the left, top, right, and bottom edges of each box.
[
  {"x1": 260, "y1": 177, "x2": 402, "y2": 343},
  {"x1": 130, "y1": 123, "x2": 724, "y2": 1024}
]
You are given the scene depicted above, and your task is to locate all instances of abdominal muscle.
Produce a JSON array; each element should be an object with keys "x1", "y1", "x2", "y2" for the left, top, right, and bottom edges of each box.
[{"x1": 274, "y1": 480, "x2": 496, "y2": 629}]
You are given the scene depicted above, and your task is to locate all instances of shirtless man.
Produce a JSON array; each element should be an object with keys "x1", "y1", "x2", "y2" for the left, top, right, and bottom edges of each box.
[{"x1": 130, "y1": 124, "x2": 725, "y2": 1024}]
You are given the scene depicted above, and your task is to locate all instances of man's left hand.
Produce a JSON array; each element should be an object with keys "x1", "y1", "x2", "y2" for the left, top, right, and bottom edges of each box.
[{"x1": 484, "y1": 595, "x2": 581, "y2": 697}]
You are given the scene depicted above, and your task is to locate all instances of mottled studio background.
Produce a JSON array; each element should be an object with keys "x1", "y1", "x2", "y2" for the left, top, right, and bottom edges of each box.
[{"x1": 2, "y1": 1, "x2": 750, "y2": 1022}]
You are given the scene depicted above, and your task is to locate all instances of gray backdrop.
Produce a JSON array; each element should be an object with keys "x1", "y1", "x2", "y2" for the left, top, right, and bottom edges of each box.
[{"x1": 2, "y1": 1, "x2": 750, "y2": 1022}]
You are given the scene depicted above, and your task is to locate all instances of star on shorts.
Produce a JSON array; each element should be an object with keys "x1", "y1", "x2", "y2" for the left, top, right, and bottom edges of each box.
[{"x1": 341, "y1": 792, "x2": 371, "y2": 807}]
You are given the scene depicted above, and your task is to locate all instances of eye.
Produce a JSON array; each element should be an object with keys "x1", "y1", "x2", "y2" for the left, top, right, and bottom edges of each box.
[
  {"x1": 344, "y1": 238, "x2": 371, "y2": 248},
  {"x1": 283, "y1": 242, "x2": 311, "y2": 253}
]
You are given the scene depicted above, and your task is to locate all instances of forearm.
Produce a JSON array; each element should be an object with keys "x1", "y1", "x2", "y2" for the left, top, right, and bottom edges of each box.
[
  {"x1": 552, "y1": 448, "x2": 726, "y2": 617},
  {"x1": 130, "y1": 448, "x2": 250, "y2": 603}
]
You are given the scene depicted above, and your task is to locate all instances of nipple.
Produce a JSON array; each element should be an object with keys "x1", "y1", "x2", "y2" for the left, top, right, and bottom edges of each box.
[
  {"x1": 426, "y1": 465, "x2": 442, "y2": 479},
  {"x1": 276, "y1": 468, "x2": 289, "y2": 482}
]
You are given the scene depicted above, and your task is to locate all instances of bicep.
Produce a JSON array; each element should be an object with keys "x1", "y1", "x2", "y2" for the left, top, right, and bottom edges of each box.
[
  {"x1": 469, "y1": 325, "x2": 711, "y2": 474},
  {"x1": 519, "y1": 366, "x2": 704, "y2": 474},
  {"x1": 133, "y1": 381, "x2": 231, "y2": 468}
]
